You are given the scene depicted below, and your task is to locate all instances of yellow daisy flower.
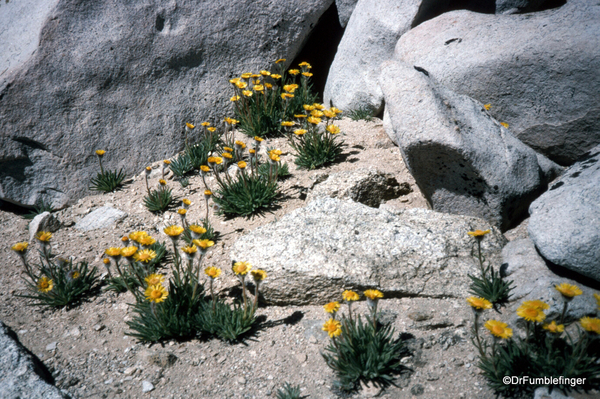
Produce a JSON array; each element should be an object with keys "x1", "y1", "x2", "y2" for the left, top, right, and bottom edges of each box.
[
  {"x1": 134, "y1": 249, "x2": 157, "y2": 263},
  {"x1": 231, "y1": 95, "x2": 241, "y2": 102},
  {"x1": 137, "y1": 235, "x2": 156, "y2": 247},
  {"x1": 580, "y1": 317, "x2": 600, "y2": 334},
  {"x1": 522, "y1": 300, "x2": 549, "y2": 310},
  {"x1": 302, "y1": 72, "x2": 313, "y2": 77},
  {"x1": 192, "y1": 239, "x2": 214, "y2": 250},
  {"x1": 271, "y1": 74, "x2": 282, "y2": 79},
  {"x1": 484, "y1": 104, "x2": 491, "y2": 111},
  {"x1": 466, "y1": 297, "x2": 493, "y2": 310},
  {"x1": 121, "y1": 246, "x2": 137, "y2": 257},
  {"x1": 342, "y1": 290, "x2": 360, "y2": 301},
  {"x1": 251, "y1": 269, "x2": 267, "y2": 282},
  {"x1": 35, "y1": 231, "x2": 52, "y2": 242},
  {"x1": 105, "y1": 247, "x2": 122, "y2": 257},
  {"x1": 294, "y1": 129, "x2": 307, "y2": 136},
  {"x1": 95, "y1": 150, "x2": 106, "y2": 156},
  {"x1": 164, "y1": 225, "x2": 184, "y2": 237},
  {"x1": 517, "y1": 303, "x2": 546, "y2": 323},
  {"x1": 326, "y1": 125, "x2": 340, "y2": 134},
  {"x1": 500, "y1": 122, "x2": 509, "y2": 128},
  {"x1": 11, "y1": 242, "x2": 29, "y2": 253},
  {"x1": 200, "y1": 165, "x2": 210, "y2": 173},
  {"x1": 484, "y1": 320, "x2": 513, "y2": 339},
  {"x1": 555, "y1": 283, "x2": 583, "y2": 298},
  {"x1": 307, "y1": 117, "x2": 321, "y2": 125},
  {"x1": 232, "y1": 261, "x2": 251, "y2": 276},
  {"x1": 281, "y1": 121, "x2": 295, "y2": 127},
  {"x1": 242, "y1": 90, "x2": 253, "y2": 97},
  {"x1": 37, "y1": 276, "x2": 53, "y2": 293},
  {"x1": 275, "y1": 59, "x2": 286, "y2": 64},
  {"x1": 467, "y1": 229, "x2": 490, "y2": 237},
  {"x1": 542, "y1": 321, "x2": 564, "y2": 334},
  {"x1": 322, "y1": 319, "x2": 342, "y2": 338},
  {"x1": 145, "y1": 273, "x2": 164, "y2": 286},
  {"x1": 324, "y1": 301, "x2": 340, "y2": 314},
  {"x1": 181, "y1": 245, "x2": 198, "y2": 256},
  {"x1": 189, "y1": 225, "x2": 207, "y2": 235},
  {"x1": 205, "y1": 266, "x2": 222, "y2": 279},
  {"x1": 145, "y1": 284, "x2": 168, "y2": 303},
  {"x1": 364, "y1": 289, "x2": 384, "y2": 300},
  {"x1": 238, "y1": 161, "x2": 247, "y2": 169},
  {"x1": 288, "y1": 69, "x2": 300, "y2": 75}
]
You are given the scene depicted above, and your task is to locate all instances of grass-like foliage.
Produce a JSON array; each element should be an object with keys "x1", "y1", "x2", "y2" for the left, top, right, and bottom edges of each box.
[
  {"x1": 169, "y1": 154, "x2": 193, "y2": 178},
  {"x1": 214, "y1": 173, "x2": 279, "y2": 217},
  {"x1": 258, "y1": 161, "x2": 291, "y2": 180},
  {"x1": 15, "y1": 240, "x2": 98, "y2": 308},
  {"x1": 90, "y1": 169, "x2": 126, "y2": 193},
  {"x1": 104, "y1": 242, "x2": 168, "y2": 293},
  {"x1": 276, "y1": 383, "x2": 304, "y2": 399},
  {"x1": 323, "y1": 315, "x2": 406, "y2": 391},
  {"x1": 467, "y1": 230, "x2": 513, "y2": 308},
  {"x1": 143, "y1": 186, "x2": 174, "y2": 213},
  {"x1": 195, "y1": 300, "x2": 255, "y2": 342},
  {"x1": 348, "y1": 106, "x2": 373, "y2": 122},
  {"x1": 230, "y1": 60, "x2": 318, "y2": 138},
  {"x1": 23, "y1": 199, "x2": 55, "y2": 220}
]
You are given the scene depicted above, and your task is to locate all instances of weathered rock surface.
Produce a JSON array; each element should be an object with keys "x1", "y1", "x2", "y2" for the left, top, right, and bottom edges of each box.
[
  {"x1": 380, "y1": 61, "x2": 561, "y2": 231},
  {"x1": 528, "y1": 145, "x2": 600, "y2": 281},
  {"x1": 503, "y1": 238, "x2": 597, "y2": 324},
  {"x1": 307, "y1": 169, "x2": 411, "y2": 207},
  {"x1": 231, "y1": 197, "x2": 506, "y2": 305},
  {"x1": 75, "y1": 206, "x2": 126, "y2": 231},
  {"x1": 496, "y1": 0, "x2": 553, "y2": 14},
  {"x1": 335, "y1": 0, "x2": 359, "y2": 27},
  {"x1": 28, "y1": 211, "x2": 61, "y2": 242},
  {"x1": 0, "y1": 0, "x2": 333, "y2": 209},
  {"x1": 393, "y1": 0, "x2": 600, "y2": 165},
  {"x1": 324, "y1": 0, "x2": 421, "y2": 115},
  {"x1": 0, "y1": 320, "x2": 70, "y2": 399}
]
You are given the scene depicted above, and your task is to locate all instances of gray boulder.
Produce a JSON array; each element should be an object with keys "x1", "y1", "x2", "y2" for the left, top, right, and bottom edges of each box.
[
  {"x1": 502, "y1": 238, "x2": 597, "y2": 324},
  {"x1": 231, "y1": 197, "x2": 506, "y2": 305},
  {"x1": 528, "y1": 145, "x2": 600, "y2": 281},
  {"x1": 0, "y1": 0, "x2": 333, "y2": 209},
  {"x1": 0, "y1": 321, "x2": 70, "y2": 399},
  {"x1": 496, "y1": 0, "x2": 556, "y2": 14},
  {"x1": 75, "y1": 206, "x2": 127, "y2": 231},
  {"x1": 380, "y1": 61, "x2": 561, "y2": 231},
  {"x1": 335, "y1": 0, "x2": 359, "y2": 27},
  {"x1": 28, "y1": 212, "x2": 61, "y2": 242},
  {"x1": 393, "y1": 0, "x2": 600, "y2": 165},
  {"x1": 323, "y1": 0, "x2": 422, "y2": 115},
  {"x1": 307, "y1": 169, "x2": 411, "y2": 207}
]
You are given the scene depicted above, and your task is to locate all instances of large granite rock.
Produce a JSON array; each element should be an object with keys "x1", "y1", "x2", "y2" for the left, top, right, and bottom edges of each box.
[
  {"x1": 335, "y1": 0, "x2": 359, "y2": 27},
  {"x1": 0, "y1": 0, "x2": 333, "y2": 209},
  {"x1": 528, "y1": 145, "x2": 600, "y2": 281},
  {"x1": 28, "y1": 211, "x2": 61, "y2": 242},
  {"x1": 231, "y1": 197, "x2": 506, "y2": 305},
  {"x1": 393, "y1": 0, "x2": 600, "y2": 166},
  {"x1": 0, "y1": 321, "x2": 70, "y2": 399},
  {"x1": 380, "y1": 61, "x2": 561, "y2": 231},
  {"x1": 502, "y1": 238, "x2": 598, "y2": 324},
  {"x1": 324, "y1": 0, "x2": 421, "y2": 115}
]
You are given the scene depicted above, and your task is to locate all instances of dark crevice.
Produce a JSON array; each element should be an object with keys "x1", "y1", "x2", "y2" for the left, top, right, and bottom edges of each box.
[
  {"x1": 289, "y1": 2, "x2": 345, "y2": 101},
  {"x1": 12, "y1": 136, "x2": 48, "y2": 151},
  {"x1": 155, "y1": 14, "x2": 165, "y2": 32}
]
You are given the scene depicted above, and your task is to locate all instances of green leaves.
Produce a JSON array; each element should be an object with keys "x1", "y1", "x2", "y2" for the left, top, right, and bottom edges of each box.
[
  {"x1": 288, "y1": 127, "x2": 344, "y2": 170},
  {"x1": 213, "y1": 169, "x2": 280, "y2": 217},
  {"x1": 90, "y1": 169, "x2": 126, "y2": 193},
  {"x1": 143, "y1": 186, "x2": 174, "y2": 213},
  {"x1": 195, "y1": 300, "x2": 255, "y2": 342},
  {"x1": 468, "y1": 266, "x2": 514, "y2": 308},
  {"x1": 276, "y1": 383, "x2": 304, "y2": 399}
]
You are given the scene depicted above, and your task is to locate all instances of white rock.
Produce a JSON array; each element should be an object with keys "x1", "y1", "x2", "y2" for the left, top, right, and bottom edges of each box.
[{"x1": 141, "y1": 380, "x2": 154, "y2": 393}]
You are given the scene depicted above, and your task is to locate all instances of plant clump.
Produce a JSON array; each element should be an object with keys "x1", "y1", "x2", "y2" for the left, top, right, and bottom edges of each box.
[{"x1": 89, "y1": 149, "x2": 126, "y2": 193}]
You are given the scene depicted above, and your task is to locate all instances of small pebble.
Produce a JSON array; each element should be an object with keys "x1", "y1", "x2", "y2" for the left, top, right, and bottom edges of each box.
[
  {"x1": 46, "y1": 342, "x2": 57, "y2": 351},
  {"x1": 142, "y1": 380, "x2": 154, "y2": 393}
]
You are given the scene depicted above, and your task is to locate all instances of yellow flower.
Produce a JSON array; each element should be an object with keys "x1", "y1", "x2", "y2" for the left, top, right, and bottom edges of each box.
[
  {"x1": 281, "y1": 93, "x2": 294, "y2": 100},
  {"x1": 517, "y1": 303, "x2": 546, "y2": 323},
  {"x1": 281, "y1": 121, "x2": 294, "y2": 127},
  {"x1": 241, "y1": 73, "x2": 252, "y2": 79},
  {"x1": 466, "y1": 297, "x2": 493, "y2": 310},
  {"x1": 232, "y1": 261, "x2": 252, "y2": 275},
  {"x1": 467, "y1": 229, "x2": 490, "y2": 237},
  {"x1": 322, "y1": 319, "x2": 342, "y2": 338},
  {"x1": 522, "y1": 300, "x2": 549, "y2": 310},
  {"x1": 331, "y1": 107, "x2": 343, "y2": 114},
  {"x1": 323, "y1": 110, "x2": 336, "y2": 118},
  {"x1": 283, "y1": 84, "x2": 298, "y2": 93},
  {"x1": 326, "y1": 125, "x2": 340, "y2": 134},
  {"x1": 229, "y1": 78, "x2": 240, "y2": 85},
  {"x1": 236, "y1": 81, "x2": 247, "y2": 89},
  {"x1": 313, "y1": 103, "x2": 325, "y2": 110},
  {"x1": 555, "y1": 283, "x2": 583, "y2": 298},
  {"x1": 200, "y1": 165, "x2": 210, "y2": 173},
  {"x1": 224, "y1": 117, "x2": 239, "y2": 125},
  {"x1": 342, "y1": 290, "x2": 360, "y2": 301},
  {"x1": 189, "y1": 225, "x2": 207, "y2": 235},
  {"x1": 129, "y1": 231, "x2": 148, "y2": 242},
  {"x1": 484, "y1": 104, "x2": 491, "y2": 111},
  {"x1": 138, "y1": 235, "x2": 156, "y2": 247},
  {"x1": 310, "y1": 110, "x2": 324, "y2": 118},
  {"x1": 364, "y1": 289, "x2": 384, "y2": 300},
  {"x1": 260, "y1": 70, "x2": 271, "y2": 76},
  {"x1": 500, "y1": 122, "x2": 509, "y2": 128},
  {"x1": 265, "y1": 83, "x2": 273, "y2": 89},
  {"x1": 542, "y1": 321, "x2": 564, "y2": 334},
  {"x1": 235, "y1": 140, "x2": 246, "y2": 149},
  {"x1": 145, "y1": 166, "x2": 152, "y2": 173},
  {"x1": 295, "y1": 114, "x2": 307, "y2": 118},
  {"x1": 134, "y1": 249, "x2": 157, "y2": 263},
  {"x1": 96, "y1": 150, "x2": 106, "y2": 156},
  {"x1": 181, "y1": 245, "x2": 198, "y2": 256},
  {"x1": 163, "y1": 159, "x2": 171, "y2": 165},
  {"x1": 580, "y1": 317, "x2": 600, "y2": 334},
  {"x1": 205, "y1": 266, "x2": 222, "y2": 279},
  {"x1": 298, "y1": 61, "x2": 312, "y2": 68},
  {"x1": 254, "y1": 136, "x2": 264, "y2": 142},
  {"x1": 145, "y1": 273, "x2": 164, "y2": 286},
  {"x1": 251, "y1": 74, "x2": 260, "y2": 78},
  {"x1": 231, "y1": 95, "x2": 241, "y2": 102},
  {"x1": 242, "y1": 90, "x2": 253, "y2": 97},
  {"x1": 11, "y1": 242, "x2": 28, "y2": 253},
  {"x1": 251, "y1": 269, "x2": 267, "y2": 282},
  {"x1": 192, "y1": 239, "x2": 214, "y2": 250},
  {"x1": 105, "y1": 247, "x2": 122, "y2": 257},
  {"x1": 121, "y1": 246, "x2": 137, "y2": 257},
  {"x1": 207, "y1": 156, "x2": 223, "y2": 165},
  {"x1": 249, "y1": 149, "x2": 256, "y2": 155},
  {"x1": 182, "y1": 198, "x2": 191, "y2": 206},
  {"x1": 222, "y1": 152, "x2": 233, "y2": 159},
  {"x1": 302, "y1": 72, "x2": 313, "y2": 77},
  {"x1": 324, "y1": 301, "x2": 340, "y2": 314},
  {"x1": 204, "y1": 190, "x2": 212, "y2": 196},
  {"x1": 288, "y1": 69, "x2": 300, "y2": 75},
  {"x1": 37, "y1": 276, "x2": 53, "y2": 293},
  {"x1": 145, "y1": 284, "x2": 168, "y2": 303},
  {"x1": 159, "y1": 179, "x2": 167, "y2": 186},
  {"x1": 121, "y1": 236, "x2": 129, "y2": 243},
  {"x1": 303, "y1": 104, "x2": 315, "y2": 111},
  {"x1": 201, "y1": 122, "x2": 210, "y2": 127},
  {"x1": 307, "y1": 117, "x2": 321, "y2": 125},
  {"x1": 35, "y1": 231, "x2": 52, "y2": 242},
  {"x1": 103, "y1": 258, "x2": 110, "y2": 265},
  {"x1": 238, "y1": 161, "x2": 247, "y2": 169},
  {"x1": 223, "y1": 146, "x2": 234, "y2": 153},
  {"x1": 164, "y1": 225, "x2": 184, "y2": 237},
  {"x1": 294, "y1": 129, "x2": 307, "y2": 136},
  {"x1": 275, "y1": 58, "x2": 286, "y2": 64},
  {"x1": 68, "y1": 270, "x2": 80, "y2": 280},
  {"x1": 271, "y1": 74, "x2": 282, "y2": 80},
  {"x1": 484, "y1": 320, "x2": 513, "y2": 339},
  {"x1": 269, "y1": 153, "x2": 280, "y2": 162},
  {"x1": 253, "y1": 84, "x2": 264, "y2": 92},
  {"x1": 207, "y1": 127, "x2": 217, "y2": 132},
  {"x1": 270, "y1": 149, "x2": 282, "y2": 156}
]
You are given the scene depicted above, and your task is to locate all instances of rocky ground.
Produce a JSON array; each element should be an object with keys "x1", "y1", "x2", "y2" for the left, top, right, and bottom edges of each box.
[{"x1": 0, "y1": 118, "x2": 595, "y2": 399}]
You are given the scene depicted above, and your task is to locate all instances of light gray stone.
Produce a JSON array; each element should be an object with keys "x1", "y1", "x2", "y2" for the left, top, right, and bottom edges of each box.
[
  {"x1": 503, "y1": 238, "x2": 598, "y2": 324},
  {"x1": 0, "y1": 321, "x2": 69, "y2": 399},
  {"x1": 74, "y1": 206, "x2": 126, "y2": 232},
  {"x1": 324, "y1": 0, "x2": 421, "y2": 115},
  {"x1": 533, "y1": 387, "x2": 573, "y2": 399},
  {"x1": 335, "y1": 0, "x2": 359, "y2": 27},
  {"x1": 142, "y1": 380, "x2": 154, "y2": 393},
  {"x1": 231, "y1": 197, "x2": 505, "y2": 305},
  {"x1": 496, "y1": 0, "x2": 554, "y2": 14},
  {"x1": 528, "y1": 145, "x2": 600, "y2": 281},
  {"x1": 307, "y1": 168, "x2": 411, "y2": 207},
  {"x1": 0, "y1": 0, "x2": 333, "y2": 208},
  {"x1": 380, "y1": 61, "x2": 560, "y2": 231},
  {"x1": 393, "y1": 0, "x2": 600, "y2": 165},
  {"x1": 28, "y1": 212, "x2": 61, "y2": 242}
]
